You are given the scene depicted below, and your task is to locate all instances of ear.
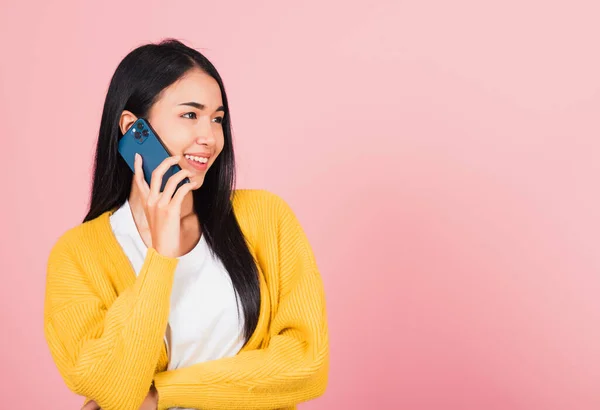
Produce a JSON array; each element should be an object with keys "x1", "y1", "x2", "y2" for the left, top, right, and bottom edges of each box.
[{"x1": 119, "y1": 110, "x2": 138, "y2": 135}]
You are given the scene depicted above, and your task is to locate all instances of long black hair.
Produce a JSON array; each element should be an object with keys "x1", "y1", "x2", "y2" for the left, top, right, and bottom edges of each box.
[{"x1": 83, "y1": 38, "x2": 260, "y2": 343}]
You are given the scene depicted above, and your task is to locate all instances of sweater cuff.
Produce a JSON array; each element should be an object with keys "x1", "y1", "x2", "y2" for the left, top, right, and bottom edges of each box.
[{"x1": 136, "y1": 248, "x2": 179, "y2": 293}]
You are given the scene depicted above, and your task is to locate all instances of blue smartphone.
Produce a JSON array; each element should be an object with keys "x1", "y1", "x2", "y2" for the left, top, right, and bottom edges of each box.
[{"x1": 118, "y1": 118, "x2": 189, "y2": 193}]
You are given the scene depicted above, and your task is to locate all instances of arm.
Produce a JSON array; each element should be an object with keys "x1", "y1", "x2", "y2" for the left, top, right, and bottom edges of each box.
[
  {"x1": 153, "y1": 195, "x2": 329, "y2": 410},
  {"x1": 43, "y1": 235, "x2": 178, "y2": 410}
]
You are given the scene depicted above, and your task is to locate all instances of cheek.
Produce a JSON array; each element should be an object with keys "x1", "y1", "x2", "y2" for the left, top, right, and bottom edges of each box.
[
  {"x1": 216, "y1": 133, "x2": 225, "y2": 154},
  {"x1": 155, "y1": 124, "x2": 190, "y2": 153}
]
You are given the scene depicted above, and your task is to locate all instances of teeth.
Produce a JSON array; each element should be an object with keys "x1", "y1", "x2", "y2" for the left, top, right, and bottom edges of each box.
[{"x1": 185, "y1": 154, "x2": 208, "y2": 164}]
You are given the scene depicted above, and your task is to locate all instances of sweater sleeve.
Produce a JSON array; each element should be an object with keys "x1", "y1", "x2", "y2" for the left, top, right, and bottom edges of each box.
[
  {"x1": 43, "y1": 235, "x2": 178, "y2": 410},
  {"x1": 153, "y1": 195, "x2": 329, "y2": 410}
]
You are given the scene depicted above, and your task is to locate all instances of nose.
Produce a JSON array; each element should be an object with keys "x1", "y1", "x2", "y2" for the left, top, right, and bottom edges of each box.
[{"x1": 193, "y1": 117, "x2": 216, "y2": 146}]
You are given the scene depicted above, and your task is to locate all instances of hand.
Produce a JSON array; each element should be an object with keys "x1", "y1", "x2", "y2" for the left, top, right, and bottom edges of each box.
[
  {"x1": 81, "y1": 400, "x2": 100, "y2": 410},
  {"x1": 139, "y1": 385, "x2": 159, "y2": 410},
  {"x1": 81, "y1": 388, "x2": 157, "y2": 410},
  {"x1": 134, "y1": 153, "x2": 197, "y2": 258}
]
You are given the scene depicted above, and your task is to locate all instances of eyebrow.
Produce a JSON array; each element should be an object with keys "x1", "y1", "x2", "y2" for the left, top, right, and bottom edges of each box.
[{"x1": 178, "y1": 101, "x2": 225, "y2": 112}]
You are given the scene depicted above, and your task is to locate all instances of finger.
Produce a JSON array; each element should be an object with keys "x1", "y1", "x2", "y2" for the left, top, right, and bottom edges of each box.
[
  {"x1": 157, "y1": 169, "x2": 193, "y2": 206},
  {"x1": 81, "y1": 400, "x2": 100, "y2": 410},
  {"x1": 134, "y1": 153, "x2": 150, "y2": 198},
  {"x1": 149, "y1": 155, "x2": 181, "y2": 200},
  {"x1": 169, "y1": 180, "x2": 199, "y2": 209}
]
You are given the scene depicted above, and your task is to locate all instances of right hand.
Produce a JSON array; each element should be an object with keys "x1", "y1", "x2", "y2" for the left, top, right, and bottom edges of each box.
[{"x1": 134, "y1": 153, "x2": 197, "y2": 258}]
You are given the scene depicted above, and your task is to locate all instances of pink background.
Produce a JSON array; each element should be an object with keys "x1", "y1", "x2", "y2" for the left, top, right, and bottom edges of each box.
[{"x1": 1, "y1": 0, "x2": 599, "y2": 409}]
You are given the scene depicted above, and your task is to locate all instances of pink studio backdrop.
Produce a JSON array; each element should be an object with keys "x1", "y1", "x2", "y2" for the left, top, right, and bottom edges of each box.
[{"x1": 1, "y1": 1, "x2": 599, "y2": 409}]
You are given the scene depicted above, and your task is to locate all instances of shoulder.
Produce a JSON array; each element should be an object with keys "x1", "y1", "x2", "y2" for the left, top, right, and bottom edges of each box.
[
  {"x1": 232, "y1": 188, "x2": 287, "y2": 209},
  {"x1": 233, "y1": 190, "x2": 319, "y2": 287},
  {"x1": 232, "y1": 189, "x2": 295, "y2": 223},
  {"x1": 231, "y1": 189, "x2": 305, "y2": 246},
  {"x1": 47, "y1": 213, "x2": 109, "y2": 263}
]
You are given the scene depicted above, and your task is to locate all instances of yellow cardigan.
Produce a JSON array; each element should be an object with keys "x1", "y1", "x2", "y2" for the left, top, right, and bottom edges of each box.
[{"x1": 43, "y1": 189, "x2": 329, "y2": 410}]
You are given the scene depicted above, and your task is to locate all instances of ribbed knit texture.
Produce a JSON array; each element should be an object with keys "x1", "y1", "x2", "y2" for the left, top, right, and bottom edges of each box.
[{"x1": 44, "y1": 189, "x2": 329, "y2": 410}]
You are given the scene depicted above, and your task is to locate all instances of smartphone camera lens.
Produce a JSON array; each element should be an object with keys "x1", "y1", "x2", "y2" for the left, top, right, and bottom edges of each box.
[
  {"x1": 138, "y1": 122, "x2": 145, "y2": 129},
  {"x1": 142, "y1": 129, "x2": 149, "y2": 137},
  {"x1": 134, "y1": 131, "x2": 142, "y2": 139}
]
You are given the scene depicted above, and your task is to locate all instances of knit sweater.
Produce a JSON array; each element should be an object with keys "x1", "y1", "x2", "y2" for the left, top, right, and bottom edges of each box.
[{"x1": 43, "y1": 189, "x2": 329, "y2": 410}]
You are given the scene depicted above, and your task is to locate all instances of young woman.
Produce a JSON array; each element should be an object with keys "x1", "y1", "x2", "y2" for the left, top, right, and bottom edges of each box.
[{"x1": 43, "y1": 39, "x2": 329, "y2": 410}]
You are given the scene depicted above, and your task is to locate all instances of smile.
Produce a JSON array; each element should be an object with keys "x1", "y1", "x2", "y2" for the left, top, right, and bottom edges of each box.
[
  {"x1": 184, "y1": 154, "x2": 208, "y2": 164},
  {"x1": 184, "y1": 154, "x2": 209, "y2": 171}
]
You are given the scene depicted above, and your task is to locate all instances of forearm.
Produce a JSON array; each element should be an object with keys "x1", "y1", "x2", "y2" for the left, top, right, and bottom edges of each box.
[
  {"x1": 45, "y1": 248, "x2": 178, "y2": 410},
  {"x1": 153, "y1": 330, "x2": 329, "y2": 410}
]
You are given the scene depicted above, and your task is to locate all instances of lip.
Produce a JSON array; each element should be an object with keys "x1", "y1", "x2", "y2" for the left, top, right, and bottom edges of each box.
[{"x1": 184, "y1": 153, "x2": 210, "y2": 171}]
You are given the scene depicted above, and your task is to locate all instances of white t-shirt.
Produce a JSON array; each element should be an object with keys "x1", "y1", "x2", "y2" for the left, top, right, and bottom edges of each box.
[{"x1": 110, "y1": 200, "x2": 245, "y2": 408}]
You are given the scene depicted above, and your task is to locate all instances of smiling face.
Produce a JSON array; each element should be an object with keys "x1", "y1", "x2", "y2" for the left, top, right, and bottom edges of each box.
[{"x1": 120, "y1": 67, "x2": 226, "y2": 188}]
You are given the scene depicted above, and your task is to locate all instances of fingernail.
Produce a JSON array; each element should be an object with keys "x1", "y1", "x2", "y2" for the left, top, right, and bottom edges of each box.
[{"x1": 135, "y1": 153, "x2": 140, "y2": 162}]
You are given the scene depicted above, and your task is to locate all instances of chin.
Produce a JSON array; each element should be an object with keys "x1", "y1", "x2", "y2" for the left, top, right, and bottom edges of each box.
[{"x1": 189, "y1": 176, "x2": 204, "y2": 188}]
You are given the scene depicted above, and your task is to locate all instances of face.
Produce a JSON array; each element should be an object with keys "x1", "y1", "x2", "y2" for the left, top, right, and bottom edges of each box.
[{"x1": 122, "y1": 68, "x2": 226, "y2": 188}]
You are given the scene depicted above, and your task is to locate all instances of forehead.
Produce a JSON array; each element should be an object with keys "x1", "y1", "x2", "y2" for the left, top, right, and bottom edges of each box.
[{"x1": 157, "y1": 68, "x2": 223, "y2": 107}]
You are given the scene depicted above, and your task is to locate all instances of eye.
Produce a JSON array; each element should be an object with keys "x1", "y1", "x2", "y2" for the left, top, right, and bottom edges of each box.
[
  {"x1": 181, "y1": 112, "x2": 197, "y2": 120},
  {"x1": 212, "y1": 117, "x2": 224, "y2": 124}
]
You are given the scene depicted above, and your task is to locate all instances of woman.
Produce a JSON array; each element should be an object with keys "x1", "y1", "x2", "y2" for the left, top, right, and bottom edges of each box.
[{"x1": 43, "y1": 39, "x2": 329, "y2": 410}]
